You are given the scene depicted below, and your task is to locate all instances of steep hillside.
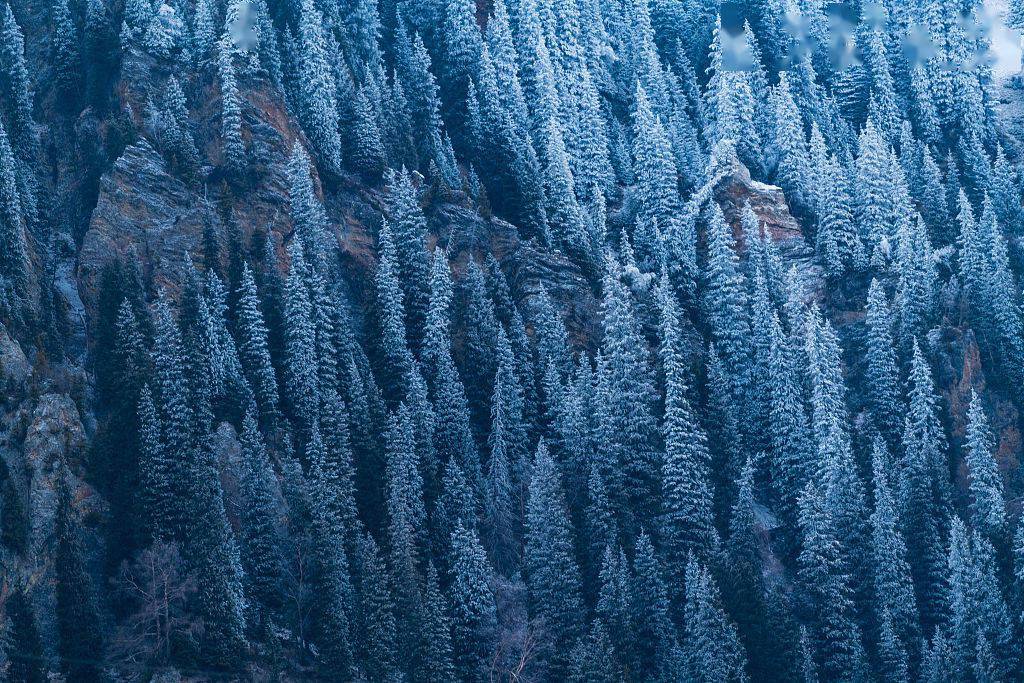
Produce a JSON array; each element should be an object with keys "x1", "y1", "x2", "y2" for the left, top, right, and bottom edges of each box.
[{"x1": 2, "y1": 0, "x2": 1024, "y2": 681}]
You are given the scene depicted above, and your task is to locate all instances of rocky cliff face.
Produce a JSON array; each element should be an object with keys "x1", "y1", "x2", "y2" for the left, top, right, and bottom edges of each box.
[
  {"x1": 78, "y1": 138, "x2": 217, "y2": 306},
  {"x1": 76, "y1": 44, "x2": 603, "y2": 346},
  {"x1": 714, "y1": 160, "x2": 823, "y2": 288}
]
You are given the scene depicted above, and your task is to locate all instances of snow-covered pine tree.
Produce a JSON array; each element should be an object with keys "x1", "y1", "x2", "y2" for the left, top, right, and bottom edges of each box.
[
  {"x1": 0, "y1": 120, "x2": 27, "y2": 303},
  {"x1": 524, "y1": 440, "x2": 585, "y2": 676},
  {"x1": 632, "y1": 84, "x2": 680, "y2": 231},
  {"x1": 596, "y1": 257, "x2": 661, "y2": 536},
  {"x1": 658, "y1": 281, "x2": 715, "y2": 573},
  {"x1": 218, "y1": 36, "x2": 246, "y2": 175},
  {"x1": 386, "y1": 168, "x2": 432, "y2": 350},
  {"x1": 237, "y1": 409, "x2": 285, "y2": 613},
  {"x1": 900, "y1": 340, "x2": 950, "y2": 628},
  {"x1": 235, "y1": 264, "x2": 280, "y2": 426},
  {"x1": 865, "y1": 279, "x2": 902, "y2": 448},
  {"x1": 0, "y1": 3, "x2": 34, "y2": 148},
  {"x1": 50, "y1": 0, "x2": 82, "y2": 107},
  {"x1": 963, "y1": 391, "x2": 1006, "y2": 540},
  {"x1": 869, "y1": 437, "x2": 920, "y2": 655},
  {"x1": 449, "y1": 522, "x2": 499, "y2": 682},
  {"x1": 683, "y1": 555, "x2": 749, "y2": 683},
  {"x1": 295, "y1": 0, "x2": 341, "y2": 172}
]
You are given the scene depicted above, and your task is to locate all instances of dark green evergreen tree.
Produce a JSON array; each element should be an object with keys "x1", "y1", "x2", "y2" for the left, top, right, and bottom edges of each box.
[
  {"x1": 449, "y1": 522, "x2": 499, "y2": 683},
  {"x1": 658, "y1": 282, "x2": 715, "y2": 574},
  {"x1": 525, "y1": 440, "x2": 585, "y2": 676},
  {"x1": 54, "y1": 467, "x2": 105, "y2": 681},
  {"x1": 3, "y1": 587, "x2": 45, "y2": 683},
  {"x1": 50, "y1": 0, "x2": 82, "y2": 108},
  {"x1": 238, "y1": 410, "x2": 285, "y2": 613}
]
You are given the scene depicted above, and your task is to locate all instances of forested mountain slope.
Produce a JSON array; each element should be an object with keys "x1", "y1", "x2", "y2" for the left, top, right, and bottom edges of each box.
[{"x1": 2, "y1": 0, "x2": 1024, "y2": 680}]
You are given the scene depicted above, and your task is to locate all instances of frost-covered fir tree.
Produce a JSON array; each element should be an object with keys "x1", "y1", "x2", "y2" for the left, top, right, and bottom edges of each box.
[
  {"x1": 51, "y1": 0, "x2": 81, "y2": 107},
  {"x1": 797, "y1": 481, "x2": 869, "y2": 681},
  {"x1": 869, "y1": 438, "x2": 919, "y2": 655},
  {"x1": 630, "y1": 529, "x2": 685, "y2": 680},
  {"x1": 386, "y1": 403, "x2": 426, "y2": 573},
  {"x1": 964, "y1": 391, "x2": 1006, "y2": 539},
  {"x1": 386, "y1": 168, "x2": 432, "y2": 349},
  {"x1": 769, "y1": 72, "x2": 810, "y2": 213},
  {"x1": 0, "y1": 121, "x2": 27, "y2": 302},
  {"x1": 632, "y1": 84, "x2": 680, "y2": 231},
  {"x1": 237, "y1": 409, "x2": 285, "y2": 612},
  {"x1": 945, "y1": 517, "x2": 1016, "y2": 679},
  {"x1": 218, "y1": 36, "x2": 246, "y2": 174},
  {"x1": 306, "y1": 426, "x2": 357, "y2": 676},
  {"x1": 658, "y1": 281, "x2": 715, "y2": 572},
  {"x1": 865, "y1": 279, "x2": 902, "y2": 448},
  {"x1": 524, "y1": 440, "x2": 585, "y2": 677},
  {"x1": 0, "y1": 3, "x2": 34, "y2": 148},
  {"x1": 295, "y1": 0, "x2": 341, "y2": 172},
  {"x1": 596, "y1": 257, "x2": 661, "y2": 536},
  {"x1": 286, "y1": 142, "x2": 329, "y2": 249},
  {"x1": 375, "y1": 220, "x2": 416, "y2": 397},
  {"x1": 449, "y1": 522, "x2": 499, "y2": 682},
  {"x1": 702, "y1": 201, "x2": 751, "y2": 415},
  {"x1": 354, "y1": 531, "x2": 399, "y2": 679},
  {"x1": 683, "y1": 556, "x2": 749, "y2": 683},
  {"x1": 421, "y1": 563, "x2": 457, "y2": 682},
  {"x1": 235, "y1": 265, "x2": 279, "y2": 425},
  {"x1": 901, "y1": 341, "x2": 950, "y2": 628},
  {"x1": 441, "y1": 0, "x2": 483, "y2": 125},
  {"x1": 283, "y1": 239, "x2": 320, "y2": 436}
]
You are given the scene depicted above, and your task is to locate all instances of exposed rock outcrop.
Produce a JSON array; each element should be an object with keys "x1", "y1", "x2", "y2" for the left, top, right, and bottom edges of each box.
[
  {"x1": 929, "y1": 326, "x2": 1023, "y2": 510},
  {"x1": 23, "y1": 394, "x2": 98, "y2": 552},
  {"x1": 712, "y1": 158, "x2": 825, "y2": 304},
  {"x1": 0, "y1": 324, "x2": 30, "y2": 388},
  {"x1": 77, "y1": 138, "x2": 218, "y2": 308},
  {"x1": 78, "y1": 51, "x2": 313, "y2": 318},
  {"x1": 439, "y1": 203, "x2": 600, "y2": 346}
]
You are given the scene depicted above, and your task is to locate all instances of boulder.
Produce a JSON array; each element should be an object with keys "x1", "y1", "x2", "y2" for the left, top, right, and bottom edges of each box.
[{"x1": 0, "y1": 323, "x2": 31, "y2": 387}]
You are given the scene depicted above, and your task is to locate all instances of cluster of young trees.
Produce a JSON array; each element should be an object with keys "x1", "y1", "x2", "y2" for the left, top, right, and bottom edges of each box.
[{"x1": 4, "y1": 0, "x2": 1024, "y2": 680}]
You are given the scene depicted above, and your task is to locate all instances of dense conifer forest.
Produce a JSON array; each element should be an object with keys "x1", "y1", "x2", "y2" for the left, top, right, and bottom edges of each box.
[{"x1": 4, "y1": 0, "x2": 1024, "y2": 679}]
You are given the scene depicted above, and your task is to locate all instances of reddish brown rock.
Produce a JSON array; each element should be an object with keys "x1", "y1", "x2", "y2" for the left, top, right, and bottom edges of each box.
[
  {"x1": 712, "y1": 157, "x2": 825, "y2": 305},
  {"x1": 928, "y1": 327, "x2": 1021, "y2": 509}
]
